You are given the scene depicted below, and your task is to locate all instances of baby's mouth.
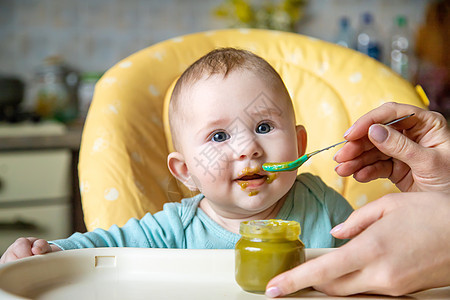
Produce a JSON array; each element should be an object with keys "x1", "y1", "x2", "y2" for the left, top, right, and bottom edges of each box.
[
  {"x1": 235, "y1": 168, "x2": 269, "y2": 189},
  {"x1": 235, "y1": 167, "x2": 278, "y2": 196},
  {"x1": 237, "y1": 173, "x2": 267, "y2": 181}
]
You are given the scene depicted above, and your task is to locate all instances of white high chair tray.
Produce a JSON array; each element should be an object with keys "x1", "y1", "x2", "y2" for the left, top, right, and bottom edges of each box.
[{"x1": 0, "y1": 248, "x2": 448, "y2": 300}]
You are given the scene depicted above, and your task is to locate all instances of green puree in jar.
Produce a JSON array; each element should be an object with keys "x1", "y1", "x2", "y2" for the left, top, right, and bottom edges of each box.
[{"x1": 235, "y1": 220, "x2": 305, "y2": 293}]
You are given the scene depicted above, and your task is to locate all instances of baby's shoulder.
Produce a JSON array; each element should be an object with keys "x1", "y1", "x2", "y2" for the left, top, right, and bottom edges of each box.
[
  {"x1": 160, "y1": 193, "x2": 204, "y2": 221},
  {"x1": 295, "y1": 173, "x2": 328, "y2": 193},
  {"x1": 294, "y1": 173, "x2": 349, "y2": 208}
]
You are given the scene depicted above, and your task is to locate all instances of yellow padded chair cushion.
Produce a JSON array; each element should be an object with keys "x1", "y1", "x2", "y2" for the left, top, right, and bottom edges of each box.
[{"x1": 80, "y1": 29, "x2": 427, "y2": 231}]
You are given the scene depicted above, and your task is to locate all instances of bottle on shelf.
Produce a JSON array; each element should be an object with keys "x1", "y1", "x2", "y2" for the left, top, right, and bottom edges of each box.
[
  {"x1": 31, "y1": 56, "x2": 79, "y2": 123},
  {"x1": 356, "y1": 12, "x2": 383, "y2": 62},
  {"x1": 390, "y1": 15, "x2": 413, "y2": 81},
  {"x1": 78, "y1": 72, "x2": 103, "y2": 120},
  {"x1": 334, "y1": 16, "x2": 355, "y2": 49}
]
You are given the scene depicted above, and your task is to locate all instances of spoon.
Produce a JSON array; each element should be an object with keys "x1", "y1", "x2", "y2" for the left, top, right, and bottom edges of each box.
[{"x1": 262, "y1": 113, "x2": 415, "y2": 172}]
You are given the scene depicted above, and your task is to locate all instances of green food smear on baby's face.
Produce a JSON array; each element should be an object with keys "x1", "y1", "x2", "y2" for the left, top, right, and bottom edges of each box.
[{"x1": 236, "y1": 173, "x2": 278, "y2": 196}]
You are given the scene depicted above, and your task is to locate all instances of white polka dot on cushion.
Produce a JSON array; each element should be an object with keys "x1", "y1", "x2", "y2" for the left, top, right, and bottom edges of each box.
[
  {"x1": 335, "y1": 177, "x2": 344, "y2": 190},
  {"x1": 151, "y1": 113, "x2": 163, "y2": 128},
  {"x1": 349, "y1": 94, "x2": 363, "y2": 107},
  {"x1": 286, "y1": 49, "x2": 303, "y2": 64},
  {"x1": 149, "y1": 85, "x2": 160, "y2": 96},
  {"x1": 89, "y1": 218, "x2": 100, "y2": 229},
  {"x1": 320, "y1": 99, "x2": 334, "y2": 116},
  {"x1": 204, "y1": 30, "x2": 216, "y2": 36},
  {"x1": 109, "y1": 105, "x2": 118, "y2": 114},
  {"x1": 378, "y1": 97, "x2": 393, "y2": 107},
  {"x1": 349, "y1": 72, "x2": 362, "y2": 83},
  {"x1": 171, "y1": 37, "x2": 183, "y2": 43},
  {"x1": 244, "y1": 43, "x2": 257, "y2": 53},
  {"x1": 131, "y1": 151, "x2": 142, "y2": 163},
  {"x1": 103, "y1": 100, "x2": 120, "y2": 115},
  {"x1": 355, "y1": 194, "x2": 368, "y2": 207},
  {"x1": 383, "y1": 181, "x2": 393, "y2": 190},
  {"x1": 316, "y1": 61, "x2": 329, "y2": 75},
  {"x1": 104, "y1": 187, "x2": 119, "y2": 201},
  {"x1": 118, "y1": 61, "x2": 132, "y2": 68},
  {"x1": 100, "y1": 76, "x2": 117, "y2": 85},
  {"x1": 239, "y1": 28, "x2": 250, "y2": 34},
  {"x1": 92, "y1": 136, "x2": 109, "y2": 153},
  {"x1": 153, "y1": 51, "x2": 164, "y2": 61},
  {"x1": 379, "y1": 66, "x2": 394, "y2": 77},
  {"x1": 80, "y1": 180, "x2": 90, "y2": 193},
  {"x1": 134, "y1": 180, "x2": 145, "y2": 193}
]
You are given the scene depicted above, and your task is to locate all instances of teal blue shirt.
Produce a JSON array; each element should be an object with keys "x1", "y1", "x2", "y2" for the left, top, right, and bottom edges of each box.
[{"x1": 52, "y1": 173, "x2": 353, "y2": 250}]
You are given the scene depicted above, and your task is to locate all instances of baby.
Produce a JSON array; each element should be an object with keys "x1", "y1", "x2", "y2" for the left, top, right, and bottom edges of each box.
[{"x1": 0, "y1": 48, "x2": 353, "y2": 263}]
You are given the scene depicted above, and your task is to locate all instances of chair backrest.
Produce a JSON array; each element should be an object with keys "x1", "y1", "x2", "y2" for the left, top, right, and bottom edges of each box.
[{"x1": 79, "y1": 29, "x2": 427, "y2": 231}]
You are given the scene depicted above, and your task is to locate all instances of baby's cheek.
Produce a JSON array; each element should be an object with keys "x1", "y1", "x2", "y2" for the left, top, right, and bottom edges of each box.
[
  {"x1": 190, "y1": 148, "x2": 231, "y2": 183},
  {"x1": 276, "y1": 172, "x2": 297, "y2": 192}
]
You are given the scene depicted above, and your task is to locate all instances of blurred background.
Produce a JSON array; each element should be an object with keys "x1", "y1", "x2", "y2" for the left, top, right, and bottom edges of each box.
[
  {"x1": 1, "y1": 0, "x2": 449, "y2": 121},
  {"x1": 0, "y1": 0, "x2": 448, "y2": 253}
]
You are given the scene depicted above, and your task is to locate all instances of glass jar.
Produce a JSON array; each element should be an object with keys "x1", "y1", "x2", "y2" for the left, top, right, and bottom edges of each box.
[
  {"x1": 235, "y1": 219, "x2": 305, "y2": 293},
  {"x1": 31, "y1": 56, "x2": 79, "y2": 123}
]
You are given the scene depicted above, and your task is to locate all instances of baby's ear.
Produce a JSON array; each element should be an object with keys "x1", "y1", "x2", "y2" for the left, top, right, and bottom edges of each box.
[
  {"x1": 167, "y1": 152, "x2": 198, "y2": 191},
  {"x1": 296, "y1": 125, "x2": 307, "y2": 156}
]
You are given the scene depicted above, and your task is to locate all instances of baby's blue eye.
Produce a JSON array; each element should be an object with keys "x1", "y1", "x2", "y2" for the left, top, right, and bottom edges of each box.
[
  {"x1": 212, "y1": 131, "x2": 230, "y2": 142},
  {"x1": 256, "y1": 122, "x2": 273, "y2": 134}
]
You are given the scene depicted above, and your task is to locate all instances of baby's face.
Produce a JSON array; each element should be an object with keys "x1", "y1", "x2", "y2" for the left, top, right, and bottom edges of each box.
[{"x1": 173, "y1": 70, "x2": 305, "y2": 217}]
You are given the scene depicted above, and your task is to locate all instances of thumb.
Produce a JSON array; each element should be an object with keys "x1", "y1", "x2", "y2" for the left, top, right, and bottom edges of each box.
[
  {"x1": 31, "y1": 239, "x2": 53, "y2": 255},
  {"x1": 368, "y1": 124, "x2": 425, "y2": 167}
]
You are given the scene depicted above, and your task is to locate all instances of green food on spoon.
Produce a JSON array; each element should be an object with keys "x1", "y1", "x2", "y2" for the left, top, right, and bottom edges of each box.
[
  {"x1": 262, "y1": 113, "x2": 415, "y2": 172},
  {"x1": 262, "y1": 141, "x2": 347, "y2": 172}
]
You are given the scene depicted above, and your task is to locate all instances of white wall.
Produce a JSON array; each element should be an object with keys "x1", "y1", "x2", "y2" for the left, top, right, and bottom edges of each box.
[{"x1": 0, "y1": 0, "x2": 430, "y2": 82}]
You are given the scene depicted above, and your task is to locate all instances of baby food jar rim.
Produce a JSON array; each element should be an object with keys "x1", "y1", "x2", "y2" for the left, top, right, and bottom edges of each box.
[{"x1": 239, "y1": 219, "x2": 301, "y2": 241}]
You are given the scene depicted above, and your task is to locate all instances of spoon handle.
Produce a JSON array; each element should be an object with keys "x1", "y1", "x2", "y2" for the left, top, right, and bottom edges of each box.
[
  {"x1": 307, "y1": 113, "x2": 415, "y2": 159},
  {"x1": 383, "y1": 113, "x2": 415, "y2": 126},
  {"x1": 306, "y1": 140, "x2": 347, "y2": 158}
]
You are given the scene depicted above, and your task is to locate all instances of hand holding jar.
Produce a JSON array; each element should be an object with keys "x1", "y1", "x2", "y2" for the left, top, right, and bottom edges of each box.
[{"x1": 265, "y1": 103, "x2": 450, "y2": 297}]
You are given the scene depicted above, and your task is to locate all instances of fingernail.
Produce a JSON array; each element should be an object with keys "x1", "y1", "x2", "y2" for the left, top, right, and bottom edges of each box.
[
  {"x1": 333, "y1": 148, "x2": 342, "y2": 161},
  {"x1": 369, "y1": 124, "x2": 388, "y2": 143},
  {"x1": 334, "y1": 163, "x2": 341, "y2": 172},
  {"x1": 344, "y1": 125, "x2": 354, "y2": 138},
  {"x1": 330, "y1": 223, "x2": 343, "y2": 234},
  {"x1": 266, "y1": 286, "x2": 282, "y2": 298}
]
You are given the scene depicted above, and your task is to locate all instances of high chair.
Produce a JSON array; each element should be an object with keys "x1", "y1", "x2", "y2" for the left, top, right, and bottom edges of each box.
[{"x1": 79, "y1": 29, "x2": 428, "y2": 231}]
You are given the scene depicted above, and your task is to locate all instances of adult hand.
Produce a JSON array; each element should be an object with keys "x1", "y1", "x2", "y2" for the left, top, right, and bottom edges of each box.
[
  {"x1": 334, "y1": 102, "x2": 450, "y2": 192},
  {"x1": 265, "y1": 192, "x2": 450, "y2": 297},
  {"x1": 0, "y1": 237, "x2": 61, "y2": 264}
]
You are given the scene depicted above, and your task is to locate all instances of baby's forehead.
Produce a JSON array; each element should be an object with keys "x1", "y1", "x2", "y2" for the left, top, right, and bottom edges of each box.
[{"x1": 173, "y1": 68, "x2": 293, "y2": 115}]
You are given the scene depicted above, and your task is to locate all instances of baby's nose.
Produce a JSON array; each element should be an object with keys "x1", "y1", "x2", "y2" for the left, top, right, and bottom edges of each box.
[{"x1": 237, "y1": 139, "x2": 263, "y2": 160}]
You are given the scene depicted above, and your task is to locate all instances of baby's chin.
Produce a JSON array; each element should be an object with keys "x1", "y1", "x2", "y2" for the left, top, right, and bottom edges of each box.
[
  {"x1": 202, "y1": 175, "x2": 295, "y2": 211},
  {"x1": 236, "y1": 189, "x2": 289, "y2": 211}
]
